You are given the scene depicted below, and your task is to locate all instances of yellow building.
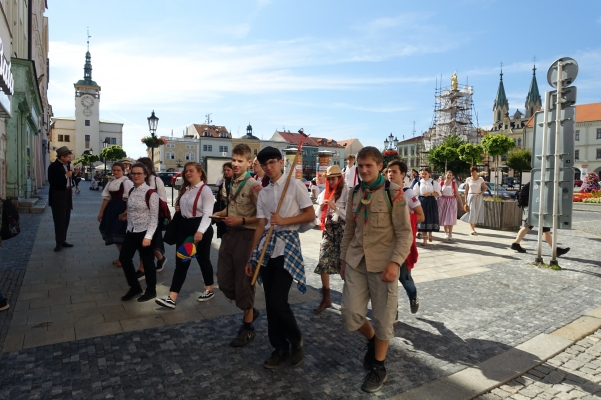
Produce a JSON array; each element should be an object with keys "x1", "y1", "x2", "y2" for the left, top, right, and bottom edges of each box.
[{"x1": 231, "y1": 124, "x2": 260, "y2": 158}]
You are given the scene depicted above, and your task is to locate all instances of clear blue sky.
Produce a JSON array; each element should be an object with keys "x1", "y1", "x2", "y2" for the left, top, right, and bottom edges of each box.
[{"x1": 47, "y1": 0, "x2": 601, "y2": 158}]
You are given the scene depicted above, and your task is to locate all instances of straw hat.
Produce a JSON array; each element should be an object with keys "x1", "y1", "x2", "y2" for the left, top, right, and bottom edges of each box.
[{"x1": 326, "y1": 165, "x2": 342, "y2": 177}]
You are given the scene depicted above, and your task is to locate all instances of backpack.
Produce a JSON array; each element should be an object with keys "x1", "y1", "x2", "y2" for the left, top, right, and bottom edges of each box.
[
  {"x1": 1, "y1": 199, "x2": 21, "y2": 240},
  {"x1": 128, "y1": 187, "x2": 172, "y2": 228},
  {"x1": 353, "y1": 180, "x2": 394, "y2": 214},
  {"x1": 517, "y1": 182, "x2": 530, "y2": 208}
]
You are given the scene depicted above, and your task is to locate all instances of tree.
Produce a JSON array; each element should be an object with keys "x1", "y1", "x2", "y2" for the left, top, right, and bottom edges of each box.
[
  {"x1": 427, "y1": 134, "x2": 470, "y2": 175},
  {"x1": 506, "y1": 149, "x2": 532, "y2": 190},
  {"x1": 73, "y1": 153, "x2": 100, "y2": 174},
  {"x1": 100, "y1": 145, "x2": 127, "y2": 162},
  {"x1": 457, "y1": 143, "x2": 484, "y2": 166},
  {"x1": 481, "y1": 134, "x2": 516, "y2": 196}
]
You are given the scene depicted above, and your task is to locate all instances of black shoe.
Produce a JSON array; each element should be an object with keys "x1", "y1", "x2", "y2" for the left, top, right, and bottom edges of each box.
[
  {"x1": 361, "y1": 365, "x2": 388, "y2": 393},
  {"x1": 53, "y1": 245, "x2": 62, "y2": 252},
  {"x1": 410, "y1": 298, "x2": 419, "y2": 314},
  {"x1": 156, "y1": 257, "x2": 167, "y2": 272},
  {"x1": 0, "y1": 300, "x2": 9, "y2": 312},
  {"x1": 264, "y1": 349, "x2": 289, "y2": 369},
  {"x1": 230, "y1": 327, "x2": 256, "y2": 348},
  {"x1": 363, "y1": 340, "x2": 375, "y2": 370},
  {"x1": 136, "y1": 270, "x2": 145, "y2": 281},
  {"x1": 510, "y1": 243, "x2": 527, "y2": 253},
  {"x1": 289, "y1": 338, "x2": 305, "y2": 367},
  {"x1": 121, "y1": 286, "x2": 143, "y2": 301},
  {"x1": 61, "y1": 242, "x2": 74, "y2": 247},
  {"x1": 557, "y1": 247, "x2": 571, "y2": 257},
  {"x1": 137, "y1": 290, "x2": 156, "y2": 302}
]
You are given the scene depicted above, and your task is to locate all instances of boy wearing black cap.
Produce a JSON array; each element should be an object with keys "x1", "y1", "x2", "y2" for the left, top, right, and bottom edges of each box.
[{"x1": 245, "y1": 146, "x2": 315, "y2": 369}]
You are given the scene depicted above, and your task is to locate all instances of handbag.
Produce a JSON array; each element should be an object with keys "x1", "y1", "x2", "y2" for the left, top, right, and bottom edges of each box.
[
  {"x1": 463, "y1": 204, "x2": 469, "y2": 212},
  {"x1": 163, "y1": 211, "x2": 182, "y2": 245}
]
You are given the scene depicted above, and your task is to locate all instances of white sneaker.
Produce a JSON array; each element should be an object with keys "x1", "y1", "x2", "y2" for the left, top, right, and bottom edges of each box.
[
  {"x1": 197, "y1": 290, "x2": 215, "y2": 302},
  {"x1": 448, "y1": 233, "x2": 453, "y2": 241},
  {"x1": 155, "y1": 296, "x2": 176, "y2": 309}
]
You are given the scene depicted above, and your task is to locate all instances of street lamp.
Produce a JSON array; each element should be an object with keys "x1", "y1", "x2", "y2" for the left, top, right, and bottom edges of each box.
[
  {"x1": 102, "y1": 138, "x2": 110, "y2": 176},
  {"x1": 383, "y1": 133, "x2": 398, "y2": 150},
  {"x1": 176, "y1": 159, "x2": 183, "y2": 170},
  {"x1": 147, "y1": 110, "x2": 159, "y2": 166}
]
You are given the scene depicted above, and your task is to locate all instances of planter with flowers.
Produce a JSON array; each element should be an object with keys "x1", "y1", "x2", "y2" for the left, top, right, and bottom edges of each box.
[
  {"x1": 141, "y1": 136, "x2": 167, "y2": 148},
  {"x1": 382, "y1": 149, "x2": 399, "y2": 169}
]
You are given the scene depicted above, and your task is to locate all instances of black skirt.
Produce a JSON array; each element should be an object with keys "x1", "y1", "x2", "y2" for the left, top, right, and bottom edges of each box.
[
  {"x1": 417, "y1": 196, "x2": 440, "y2": 232},
  {"x1": 99, "y1": 199, "x2": 127, "y2": 245}
]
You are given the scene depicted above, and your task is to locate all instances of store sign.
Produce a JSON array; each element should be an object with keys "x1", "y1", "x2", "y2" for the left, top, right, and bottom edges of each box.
[{"x1": 0, "y1": 37, "x2": 13, "y2": 118}]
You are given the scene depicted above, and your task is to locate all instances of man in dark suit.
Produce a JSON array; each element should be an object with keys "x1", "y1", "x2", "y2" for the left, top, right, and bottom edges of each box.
[{"x1": 48, "y1": 146, "x2": 75, "y2": 252}]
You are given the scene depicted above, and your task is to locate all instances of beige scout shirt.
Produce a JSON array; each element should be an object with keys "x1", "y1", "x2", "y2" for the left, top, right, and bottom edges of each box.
[
  {"x1": 340, "y1": 181, "x2": 413, "y2": 273},
  {"x1": 226, "y1": 174, "x2": 261, "y2": 230}
]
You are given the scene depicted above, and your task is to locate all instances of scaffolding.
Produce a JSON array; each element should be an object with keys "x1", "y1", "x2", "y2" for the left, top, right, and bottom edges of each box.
[{"x1": 425, "y1": 78, "x2": 479, "y2": 153}]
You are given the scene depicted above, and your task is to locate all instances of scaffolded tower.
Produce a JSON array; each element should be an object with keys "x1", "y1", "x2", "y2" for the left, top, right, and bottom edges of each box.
[{"x1": 425, "y1": 74, "x2": 478, "y2": 152}]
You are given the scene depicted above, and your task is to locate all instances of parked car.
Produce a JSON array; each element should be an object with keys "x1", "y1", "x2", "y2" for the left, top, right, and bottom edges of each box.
[
  {"x1": 171, "y1": 171, "x2": 182, "y2": 186},
  {"x1": 457, "y1": 182, "x2": 516, "y2": 200},
  {"x1": 574, "y1": 179, "x2": 583, "y2": 187},
  {"x1": 158, "y1": 172, "x2": 177, "y2": 187}
]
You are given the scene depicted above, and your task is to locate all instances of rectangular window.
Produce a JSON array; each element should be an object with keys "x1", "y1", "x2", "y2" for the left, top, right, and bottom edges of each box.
[
  {"x1": 219, "y1": 146, "x2": 224, "y2": 152},
  {"x1": 254, "y1": 149, "x2": 257, "y2": 155},
  {"x1": 64, "y1": 135, "x2": 70, "y2": 142},
  {"x1": 203, "y1": 145, "x2": 207, "y2": 151},
  {"x1": 597, "y1": 129, "x2": 601, "y2": 139},
  {"x1": 58, "y1": 134, "x2": 64, "y2": 141},
  {"x1": 575, "y1": 150, "x2": 579, "y2": 160},
  {"x1": 224, "y1": 146, "x2": 228, "y2": 153},
  {"x1": 85, "y1": 135, "x2": 90, "y2": 148},
  {"x1": 575, "y1": 130, "x2": 579, "y2": 141},
  {"x1": 185, "y1": 153, "x2": 195, "y2": 161},
  {"x1": 208, "y1": 145, "x2": 212, "y2": 152},
  {"x1": 111, "y1": 138, "x2": 116, "y2": 144},
  {"x1": 85, "y1": 120, "x2": 90, "y2": 126},
  {"x1": 167, "y1": 144, "x2": 175, "y2": 148},
  {"x1": 597, "y1": 149, "x2": 601, "y2": 159}
]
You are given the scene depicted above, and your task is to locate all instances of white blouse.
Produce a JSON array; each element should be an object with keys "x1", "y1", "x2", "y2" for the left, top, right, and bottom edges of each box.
[
  {"x1": 316, "y1": 184, "x2": 349, "y2": 223},
  {"x1": 148, "y1": 176, "x2": 167, "y2": 202},
  {"x1": 441, "y1": 180, "x2": 456, "y2": 196},
  {"x1": 466, "y1": 177, "x2": 486, "y2": 194},
  {"x1": 101, "y1": 176, "x2": 134, "y2": 201},
  {"x1": 178, "y1": 182, "x2": 214, "y2": 233},
  {"x1": 418, "y1": 178, "x2": 441, "y2": 196},
  {"x1": 126, "y1": 183, "x2": 159, "y2": 240}
]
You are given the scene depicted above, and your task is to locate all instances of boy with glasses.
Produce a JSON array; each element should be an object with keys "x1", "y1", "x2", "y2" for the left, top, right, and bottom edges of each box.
[{"x1": 245, "y1": 146, "x2": 315, "y2": 369}]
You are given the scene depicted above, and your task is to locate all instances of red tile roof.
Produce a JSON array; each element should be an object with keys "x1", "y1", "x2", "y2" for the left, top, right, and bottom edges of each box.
[
  {"x1": 275, "y1": 130, "x2": 319, "y2": 147},
  {"x1": 525, "y1": 103, "x2": 601, "y2": 128},
  {"x1": 312, "y1": 137, "x2": 344, "y2": 148},
  {"x1": 337, "y1": 139, "x2": 358, "y2": 148},
  {"x1": 193, "y1": 124, "x2": 231, "y2": 138}
]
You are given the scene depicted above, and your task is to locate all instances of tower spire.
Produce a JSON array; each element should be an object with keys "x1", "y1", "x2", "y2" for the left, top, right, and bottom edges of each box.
[
  {"x1": 525, "y1": 60, "x2": 542, "y2": 118},
  {"x1": 493, "y1": 66, "x2": 508, "y2": 111}
]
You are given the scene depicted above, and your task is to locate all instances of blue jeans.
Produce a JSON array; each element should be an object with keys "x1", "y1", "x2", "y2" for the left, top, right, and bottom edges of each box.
[{"x1": 399, "y1": 262, "x2": 417, "y2": 301}]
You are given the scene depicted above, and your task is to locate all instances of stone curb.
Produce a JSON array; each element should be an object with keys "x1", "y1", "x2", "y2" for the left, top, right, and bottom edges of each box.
[{"x1": 392, "y1": 305, "x2": 601, "y2": 400}]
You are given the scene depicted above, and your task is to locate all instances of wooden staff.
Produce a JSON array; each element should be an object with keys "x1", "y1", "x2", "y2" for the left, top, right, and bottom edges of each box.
[{"x1": 251, "y1": 138, "x2": 305, "y2": 286}]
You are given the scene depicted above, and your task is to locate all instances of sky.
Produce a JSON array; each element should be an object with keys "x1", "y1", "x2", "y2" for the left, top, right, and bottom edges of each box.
[{"x1": 46, "y1": 0, "x2": 601, "y2": 159}]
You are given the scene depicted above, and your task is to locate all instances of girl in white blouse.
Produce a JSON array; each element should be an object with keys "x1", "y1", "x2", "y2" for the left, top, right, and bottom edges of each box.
[
  {"x1": 313, "y1": 165, "x2": 349, "y2": 313},
  {"x1": 460, "y1": 166, "x2": 488, "y2": 234},
  {"x1": 98, "y1": 162, "x2": 133, "y2": 266},
  {"x1": 416, "y1": 167, "x2": 442, "y2": 246},
  {"x1": 155, "y1": 162, "x2": 215, "y2": 309},
  {"x1": 119, "y1": 163, "x2": 159, "y2": 303}
]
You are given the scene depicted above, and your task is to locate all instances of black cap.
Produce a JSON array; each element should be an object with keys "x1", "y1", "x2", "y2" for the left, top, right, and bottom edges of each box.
[{"x1": 257, "y1": 146, "x2": 282, "y2": 164}]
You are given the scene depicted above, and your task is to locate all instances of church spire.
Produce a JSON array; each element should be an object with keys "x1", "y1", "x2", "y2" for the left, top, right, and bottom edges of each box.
[
  {"x1": 525, "y1": 63, "x2": 542, "y2": 118},
  {"x1": 75, "y1": 29, "x2": 100, "y2": 88},
  {"x1": 493, "y1": 67, "x2": 509, "y2": 111}
]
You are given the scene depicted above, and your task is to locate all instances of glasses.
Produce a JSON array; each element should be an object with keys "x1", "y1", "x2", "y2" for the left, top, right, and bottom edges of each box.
[
  {"x1": 130, "y1": 172, "x2": 145, "y2": 176},
  {"x1": 260, "y1": 160, "x2": 279, "y2": 169}
]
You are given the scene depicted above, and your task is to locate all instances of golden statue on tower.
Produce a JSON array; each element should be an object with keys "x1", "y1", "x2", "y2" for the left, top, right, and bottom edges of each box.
[{"x1": 451, "y1": 72, "x2": 458, "y2": 91}]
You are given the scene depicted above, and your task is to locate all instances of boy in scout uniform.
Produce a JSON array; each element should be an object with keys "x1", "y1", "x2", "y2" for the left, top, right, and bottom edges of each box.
[
  {"x1": 340, "y1": 146, "x2": 413, "y2": 393},
  {"x1": 215, "y1": 144, "x2": 263, "y2": 347}
]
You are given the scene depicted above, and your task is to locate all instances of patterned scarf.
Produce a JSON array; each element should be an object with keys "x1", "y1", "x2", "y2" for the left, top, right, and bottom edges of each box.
[
  {"x1": 319, "y1": 177, "x2": 342, "y2": 230},
  {"x1": 354, "y1": 174, "x2": 386, "y2": 224},
  {"x1": 228, "y1": 171, "x2": 251, "y2": 203}
]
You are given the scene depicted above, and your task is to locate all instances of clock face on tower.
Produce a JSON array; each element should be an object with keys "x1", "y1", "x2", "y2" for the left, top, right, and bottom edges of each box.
[
  {"x1": 81, "y1": 95, "x2": 94, "y2": 108},
  {"x1": 83, "y1": 109, "x2": 92, "y2": 116}
]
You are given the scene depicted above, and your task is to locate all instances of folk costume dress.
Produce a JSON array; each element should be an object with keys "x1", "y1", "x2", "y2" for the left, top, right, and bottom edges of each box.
[
  {"x1": 99, "y1": 176, "x2": 133, "y2": 245},
  {"x1": 438, "y1": 180, "x2": 458, "y2": 226},
  {"x1": 416, "y1": 178, "x2": 441, "y2": 233},
  {"x1": 314, "y1": 182, "x2": 349, "y2": 275}
]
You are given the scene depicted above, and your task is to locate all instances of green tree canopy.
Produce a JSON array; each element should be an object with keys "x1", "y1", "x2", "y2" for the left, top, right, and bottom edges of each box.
[
  {"x1": 457, "y1": 143, "x2": 484, "y2": 166},
  {"x1": 73, "y1": 153, "x2": 100, "y2": 168},
  {"x1": 100, "y1": 145, "x2": 127, "y2": 161},
  {"x1": 480, "y1": 134, "x2": 515, "y2": 157},
  {"x1": 506, "y1": 148, "x2": 532, "y2": 173},
  {"x1": 427, "y1": 134, "x2": 470, "y2": 175}
]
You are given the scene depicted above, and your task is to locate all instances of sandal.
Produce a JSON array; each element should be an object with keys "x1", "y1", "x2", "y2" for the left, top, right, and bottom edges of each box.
[{"x1": 428, "y1": 235, "x2": 433, "y2": 242}]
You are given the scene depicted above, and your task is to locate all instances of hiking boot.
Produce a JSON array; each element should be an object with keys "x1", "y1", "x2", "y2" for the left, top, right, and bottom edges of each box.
[
  {"x1": 137, "y1": 290, "x2": 156, "y2": 302},
  {"x1": 121, "y1": 286, "x2": 143, "y2": 301},
  {"x1": 410, "y1": 298, "x2": 419, "y2": 314},
  {"x1": 361, "y1": 365, "x2": 388, "y2": 393},
  {"x1": 155, "y1": 296, "x2": 176, "y2": 309},
  {"x1": 264, "y1": 349, "x2": 289, "y2": 369},
  {"x1": 230, "y1": 327, "x2": 256, "y2": 348},
  {"x1": 289, "y1": 338, "x2": 304, "y2": 367},
  {"x1": 510, "y1": 243, "x2": 526, "y2": 253},
  {"x1": 363, "y1": 340, "x2": 375, "y2": 370},
  {"x1": 314, "y1": 287, "x2": 332, "y2": 313},
  {"x1": 557, "y1": 247, "x2": 571, "y2": 257}
]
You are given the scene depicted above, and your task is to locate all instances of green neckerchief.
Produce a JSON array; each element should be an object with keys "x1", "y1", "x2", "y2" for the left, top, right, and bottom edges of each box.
[
  {"x1": 228, "y1": 171, "x2": 251, "y2": 203},
  {"x1": 354, "y1": 174, "x2": 386, "y2": 224}
]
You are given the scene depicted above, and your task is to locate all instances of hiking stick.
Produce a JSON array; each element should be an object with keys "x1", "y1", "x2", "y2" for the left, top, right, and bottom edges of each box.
[{"x1": 251, "y1": 138, "x2": 305, "y2": 286}]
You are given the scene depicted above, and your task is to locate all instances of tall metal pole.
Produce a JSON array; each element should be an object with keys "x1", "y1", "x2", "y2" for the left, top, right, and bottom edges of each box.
[
  {"x1": 550, "y1": 61, "x2": 564, "y2": 266},
  {"x1": 535, "y1": 91, "x2": 551, "y2": 263}
]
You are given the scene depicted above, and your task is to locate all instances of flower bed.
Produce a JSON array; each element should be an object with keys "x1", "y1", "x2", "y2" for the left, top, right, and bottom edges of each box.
[{"x1": 573, "y1": 190, "x2": 601, "y2": 202}]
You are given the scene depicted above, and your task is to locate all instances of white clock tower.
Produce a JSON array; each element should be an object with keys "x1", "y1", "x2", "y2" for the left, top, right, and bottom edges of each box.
[{"x1": 73, "y1": 40, "x2": 101, "y2": 159}]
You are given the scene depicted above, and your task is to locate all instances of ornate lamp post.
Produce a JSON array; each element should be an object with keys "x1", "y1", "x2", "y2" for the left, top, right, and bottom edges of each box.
[
  {"x1": 176, "y1": 158, "x2": 183, "y2": 171},
  {"x1": 383, "y1": 132, "x2": 398, "y2": 150},
  {"x1": 147, "y1": 110, "x2": 159, "y2": 166}
]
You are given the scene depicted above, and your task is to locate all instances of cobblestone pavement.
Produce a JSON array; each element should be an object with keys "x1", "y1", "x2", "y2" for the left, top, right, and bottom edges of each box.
[
  {"x1": 0, "y1": 182, "x2": 601, "y2": 398},
  {"x1": 477, "y1": 329, "x2": 601, "y2": 400}
]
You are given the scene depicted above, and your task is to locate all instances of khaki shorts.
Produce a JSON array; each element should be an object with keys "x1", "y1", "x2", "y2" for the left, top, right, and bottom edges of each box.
[{"x1": 341, "y1": 257, "x2": 399, "y2": 341}]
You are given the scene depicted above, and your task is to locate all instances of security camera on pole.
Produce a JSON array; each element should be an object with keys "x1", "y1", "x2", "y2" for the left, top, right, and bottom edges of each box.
[{"x1": 530, "y1": 57, "x2": 578, "y2": 265}]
